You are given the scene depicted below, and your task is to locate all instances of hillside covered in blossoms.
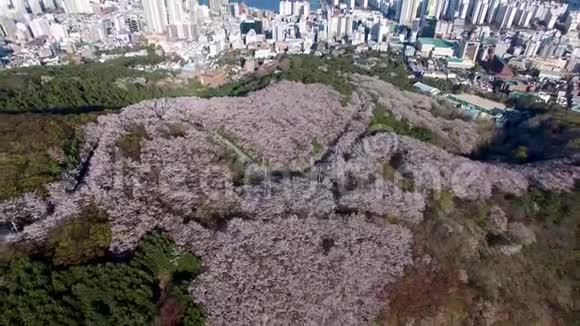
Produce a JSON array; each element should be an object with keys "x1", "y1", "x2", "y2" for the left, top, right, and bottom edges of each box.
[{"x1": 1, "y1": 78, "x2": 579, "y2": 325}]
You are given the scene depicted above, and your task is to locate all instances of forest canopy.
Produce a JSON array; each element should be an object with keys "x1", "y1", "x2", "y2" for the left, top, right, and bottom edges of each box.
[
  {"x1": 0, "y1": 52, "x2": 206, "y2": 113},
  {"x1": 0, "y1": 232, "x2": 205, "y2": 326}
]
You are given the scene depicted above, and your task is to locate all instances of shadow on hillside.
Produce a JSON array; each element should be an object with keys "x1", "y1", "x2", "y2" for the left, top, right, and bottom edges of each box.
[
  {"x1": 0, "y1": 105, "x2": 115, "y2": 115},
  {"x1": 470, "y1": 110, "x2": 580, "y2": 163}
]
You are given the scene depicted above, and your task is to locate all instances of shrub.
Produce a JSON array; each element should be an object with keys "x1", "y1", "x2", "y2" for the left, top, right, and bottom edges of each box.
[
  {"x1": 312, "y1": 138, "x2": 323, "y2": 156},
  {"x1": 380, "y1": 156, "x2": 415, "y2": 192},
  {"x1": 116, "y1": 124, "x2": 148, "y2": 161},
  {"x1": 370, "y1": 103, "x2": 435, "y2": 143},
  {"x1": 0, "y1": 113, "x2": 94, "y2": 201},
  {"x1": 215, "y1": 147, "x2": 247, "y2": 186},
  {"x1": 431, "y1": 190, "x2": 455, "y2": 218},
  {"x1": 47, "y1": 204, "x2": 111, "y2": 266},
  {"x1": 166, "y1": 122, "x2": 188, "y2": 138},
  {"x1": 514, "y1": 145, "x2": 528, "y2": 163},
  {"x1": 131, "y1": 232, "x2": 201, "y2": 281}
]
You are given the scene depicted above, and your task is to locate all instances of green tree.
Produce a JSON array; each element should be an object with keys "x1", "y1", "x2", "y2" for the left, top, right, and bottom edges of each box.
[
  {"x1": 0, "y1": 233, "x2": 205, "y2": 326},
  {"x1": 47, "y1": 204, "x2": 111, "y2": 266},
  {"x1": 514, "y1": 145, "x2": 528, "y2": 163},
  {"x1": 116, "y1": 124, "x2": 149, "y2": 161}
]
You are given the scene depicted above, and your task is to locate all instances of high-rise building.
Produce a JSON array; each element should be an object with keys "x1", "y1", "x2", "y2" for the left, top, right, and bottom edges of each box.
[
  {"x1": 522, "y1": 9, "x2": 534, "y2": 27},
  {"x1": 0, "y1": 0, "x2": 10, "y2": 12},
  {"x1": 0, "y1": 17, "x2": 17, "y2": 38},
  {"x1": 293, "y1": 0, "x2": 302, "y2": 16},
  {"x1": 165, "y1": 0, "x2": 187, "y2": 38},
  {"x1": 512, "y1": 5, "x2": 524, "y2": 26},
  {"x1": 458, "y1": 0, "x2": 469, "y2": 19},
  {"x1": 435, "y1": 20, "x2": 452, "y2": 39},
  {"x1": 398, "y1": 0, "x2": 420, "y2": 26},
  {"x1": 15, "y1": 21, "x2": 33, "y2": 41},
  {"x1": 143, "y1": 0, "x2": 168, "y2": 33},
  {"x1": 303, "y1": 0, "x2": 310, "y2": 17},
  {"x1": 273, "y1": 21, "x2": 287, "y2": 41},
  {"x1": 183, "y1": 0, "x2": 196, "y2": 11},
  {"x1": 469, "y1": 0, "x2": 489, "y2": 25},
  {"x1": 167, "y1": 23, "x2": 196, "y2": 40},
  {"x1": 339, "y1": 15, "x2": 348, "y2": 37},
  {"x1": 42, "y1": 0, "x2": 56, "y2": 10},
  {"x1": 565, "y1": 11, "x2": 580, "y2": 34},
  {"x1": 291, "y1": 0, "x2": 310, "y2": 17},
  {"x1": 427, "y1": 0, "x2": 445, "y2": 18},
  {"x1": 279, "y1": 0, "x2": 292, "y2": 16},
  {"x1": 545, "y1": 9, "x2": 559, "y2": 29},
  {"x1": 28, "y1": 0, "x2": 43, "y2": 14},
  {"x1": 445, "y1": 0, "x2": 459, "y2": 19},
  {"x1": 166, "y1": 0, "x2": 185, "y2": 24},
  {"x1": 28, "y1": 17, "x2": 49, "y2": 38},
  {"x1": 208, "y1": 0, "x2": 229, "y2": 14},
  {"x1": 417, "y1": 0, "x2": 429, "y2": 17},
  {"x1": 208, "y1": 0, "x2": 218, "y2": 11},
  {"x1": 371, "y1": 20, "x2": 389, "y2": 42},
  {"x1": 327, "y1": 15, "x2": 339, "y2": 38},
  {"x1": 62, "y1": 0, "x2": 93, "y2": 14},
  {"x1": 478, "y1": 0, "x2": 490, "y2": 24},
  {"x1": 533, "y1": 3, "x2": 549, "y2": 20},
  {"x1": 230, "y1": 2, "x2": 240, "y2": 16},
  {"x1": 14, "y1": 0, "x2": 28, "y2": 12},
  {"x1": 278, "y1": 0, "x2": 310, "y2": 17},
  {"x1": 494, "y1": 3, "x2": 516, "y2": 29},
  {"x1": 485, "y1": 0, "x2": 499, "y2": 23},
  {"x1": 524, "y1": 39, "x2": 539, "y2": 57}
]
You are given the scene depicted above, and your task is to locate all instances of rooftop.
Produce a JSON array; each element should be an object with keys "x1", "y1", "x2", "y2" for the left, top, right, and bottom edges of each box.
[
  {"x1": 445, "y1": 57, "x2": 463, "y2": 63},
  {"x1": 413, "y1": 82, "x2": 440, "y2": 94},
  {"x1": 417, "y1": 38, "x2": 456, "y2": 49},
  {"x1": 447, "y1": 93, "x2": 506, "y2": 112}
]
